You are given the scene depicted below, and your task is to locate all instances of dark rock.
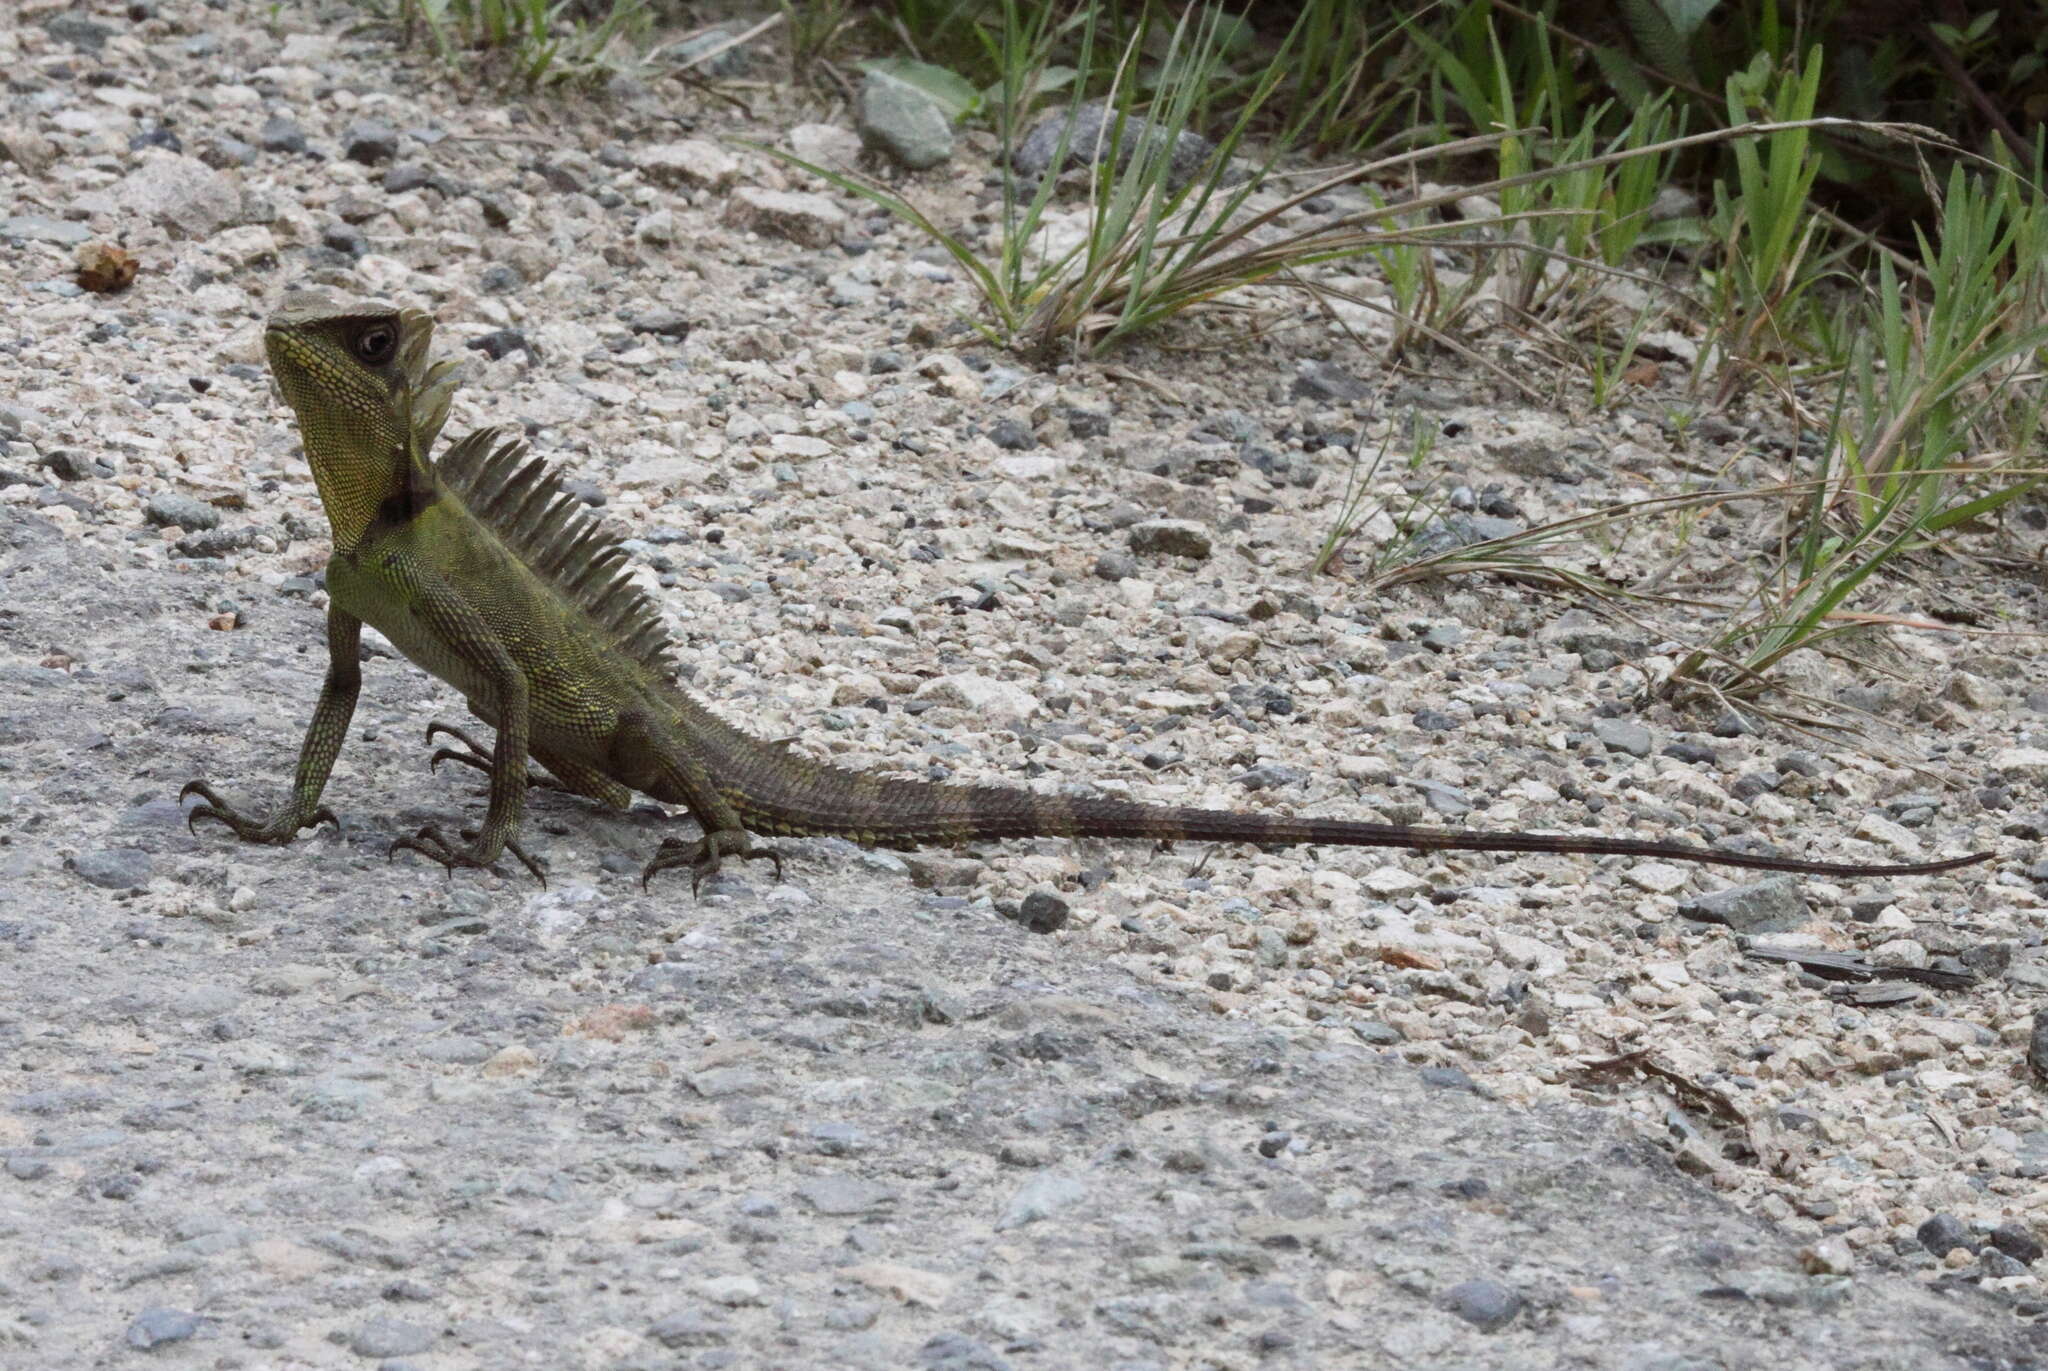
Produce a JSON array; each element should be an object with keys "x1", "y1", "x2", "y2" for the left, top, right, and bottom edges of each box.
[
  {"x1": 258, "y1": 116, "x2": 307, "y2": 154},
  {"x1": 1990, "y1": 1222, "x2": 2044, "y2": 1265},
  {"x1": 2030, "y1": 1009, "x2": 2048, "y2": 1086},
  {"x1": 1010, "y1": 891, "x2": 1069, "y2": 935},
  {"x1": 144, "y1": 493, "x2": 219, "y2": 531},
  {"x1": 625, "y1": 307, "x2": 690, "y2": 338},
  {"x1": 1419, "y1": 1066, "x2": 1481, "y2": 1093},
  {"x1": 466, "y1": 330, "x2": 534, "y2": 362},
  {"x1": 1065, "y1": 407, "x2": 1110, "y2": 438},
  {"x1": 382, "y1": 164, "x2": 435, "y2": 193},
  {"x1": 1442, "y1": 1279, "x2": 1522, "y2": 1331},
  {"x1": 477, "y1": 263, "x2": 522, "y2": 294},
  {"x1": 1127, "y1": 519, "x2": 1211, "y2": 559},
  {"x1": 919, "y1": 1330, "x2": 1011, "y2": 1370},
  {"x1": 1291, "y1": 360, "x2": 1371, "y2": 403},
  {"x1": 42, "y1": 449, "x2": 98, "y2": 482},
  {"x1": 321, "y1": 223, "x2": 369, "y2": 259},
  {"x1": 125, "y1": 1307, "x2": 200, "y2": 1349},
  {"x1": 44, "y1": 12, "x2": 114, "y2": 51},
  {"x1": 475, "y1": 193, "x2": 514, "y2": 229},
  {"x1": 1679, "y1": 878, "x2": 1805, "y2": 935},
  {"x1": 343, "y1": 118, "x2": 399, "y2": 165},
  {"x1": 1916, "y1": 1213, "x2": 1974, "y2": 1257},
  {"x1": 987, "y1": 418, "x2": 1034, "y2": 450},
  {"x1": 129, "y1": 125, "x2": 182, "y2": 154}
]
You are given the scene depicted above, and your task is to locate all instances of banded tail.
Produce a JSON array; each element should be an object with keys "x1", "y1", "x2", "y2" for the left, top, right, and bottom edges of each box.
[{"x1": 715, "y1": 752, "x2": 1990, "y2": 879}]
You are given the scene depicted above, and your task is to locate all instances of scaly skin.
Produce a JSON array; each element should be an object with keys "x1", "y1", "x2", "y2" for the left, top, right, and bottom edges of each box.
[{"x1": 181, "y1": 294, "x2": 1995, "y2": 891}]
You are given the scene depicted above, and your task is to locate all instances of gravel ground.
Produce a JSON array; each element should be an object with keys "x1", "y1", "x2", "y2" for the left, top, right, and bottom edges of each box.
[{"x1": 2, "y1": 1, "x2": 2046, "y2": 1366}]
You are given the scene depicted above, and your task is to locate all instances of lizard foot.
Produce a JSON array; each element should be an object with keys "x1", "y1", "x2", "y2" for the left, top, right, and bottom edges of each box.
[
  {"x1": 424, "y1": 721, "x2": 571, "y2": 793},
  {"x1": 179, "y1": 779, "x2": 338, "y2": 845},
  {"x1": 389, "y1": 824, "x2": 549, "y2": 888},
  {"x1": 640, "y1": 831, "x2": 784, "y2": 896}
]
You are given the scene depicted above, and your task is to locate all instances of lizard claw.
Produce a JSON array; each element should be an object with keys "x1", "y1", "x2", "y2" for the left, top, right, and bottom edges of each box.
[
  {"x1": 389, "y1": 824, "x2": 548, "y2": 888},
  {"x1": 389, "y1": 825, "x2": 462, "y2": 879},
  {"x1": 180, "y1": 779, "x2": 337, "y2": 844},
  {"x1": 640, "y1": 831, "x2": 782, "y2": 895}
]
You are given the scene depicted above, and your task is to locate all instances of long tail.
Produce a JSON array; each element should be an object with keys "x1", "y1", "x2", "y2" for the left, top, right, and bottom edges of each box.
[{"x1": 715, "y1": 754, "x2": 1988, "y2": 878}]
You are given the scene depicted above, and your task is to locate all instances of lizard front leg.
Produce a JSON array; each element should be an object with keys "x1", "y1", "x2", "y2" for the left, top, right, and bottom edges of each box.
[
  {"x1": 381, "y1": 564, "x2": 546, "y2": 885},
  {"x1": 182, "y1": 608, "x2": 362, "y2": 845}
]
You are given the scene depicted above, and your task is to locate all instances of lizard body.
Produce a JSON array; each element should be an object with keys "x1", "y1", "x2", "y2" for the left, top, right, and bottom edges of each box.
[{"x1": 182, "y1": 295, "x2": 1992, "y2": 889}]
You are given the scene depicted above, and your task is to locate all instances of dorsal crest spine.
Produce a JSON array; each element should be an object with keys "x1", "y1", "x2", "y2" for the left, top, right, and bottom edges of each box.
[{"x1": 436, "y1": 427, "x2": 678, "y2": 677}]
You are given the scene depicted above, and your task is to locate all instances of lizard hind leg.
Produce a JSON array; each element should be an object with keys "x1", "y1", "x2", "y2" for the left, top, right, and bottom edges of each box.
[{"x1": 640, "y1": 829, "x2": 785, "y2": 896}]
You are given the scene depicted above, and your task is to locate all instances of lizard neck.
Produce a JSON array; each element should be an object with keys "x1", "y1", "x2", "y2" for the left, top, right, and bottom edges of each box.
[{"x1": 308, "y1": 436, "x2": 410, "y2": 551}]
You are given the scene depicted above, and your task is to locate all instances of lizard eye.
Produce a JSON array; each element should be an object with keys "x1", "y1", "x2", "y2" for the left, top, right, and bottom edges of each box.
[{"x1": 353, "y1": 325, "x2": 397, "y2": 365}]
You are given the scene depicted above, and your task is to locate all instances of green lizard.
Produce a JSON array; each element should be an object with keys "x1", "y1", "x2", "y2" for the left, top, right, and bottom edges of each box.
[{"x1": 181, "y1": 294, "x2": 1992, "y2": 891}]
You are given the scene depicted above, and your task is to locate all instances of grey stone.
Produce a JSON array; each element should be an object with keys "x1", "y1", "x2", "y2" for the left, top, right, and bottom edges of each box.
[
  {"x1": 350, "y1": 1316, "x2": 432, "y2": 1358},
  {"x1": 1291, "y1": 360, "x2": 1370, "y2": 403},
  {"x1": 43, "y1": 449, "x2": 98, "y2": 481},
  {"x1": 997, "y1": 1173, "x2": 1087, "y2": 1230},
  {"x1": 1442, "y1": 1279, "x2": 1521, "y2": 1332},
  {"x1": 44, "y1": 13, "x2": 113, "y2": 51},
  {"x1": 1679, "y1": 878, "x2": 1805, "y2": 935},
  {"x1": 0, "y1": 215, "x2": 90, "y2": 246},
  {"x1": 1592, "y1": 716, "x2": 1653, "y2": 757},
  {"x1": 1012, "y1": 102, "x2": 1219, "y2": 190},
  {"x1": 648, "y1": 1310, "x2": 728, "y2": 1348},
  {"x1": 1127, "y1": 519, "x2": 1211, "y2": 559},
  {"x1": 144, "y1": 494, "x2": 220, "y2": 531},
  {"x1": 858, "y1": 73, "x2": 955, "y2": 170},
  {"x1": 125, "y1": 1307, "x2": 200, "y2": 1349},
  {"x1": 259, "y1": 116, "x2": 308, "y2": 154},
  {"x1": 118, "y1": 154, "x2": 243, "y2": 239},
  {"x1": 72, "y1": 848, "x2": 152, "y2": 890},
  {"x1": 176, "y1": 526, "x2": 256, "y2": 558},
  {"x1": 796, "y1": 1174, "x2": 897, "y2": 1216}
]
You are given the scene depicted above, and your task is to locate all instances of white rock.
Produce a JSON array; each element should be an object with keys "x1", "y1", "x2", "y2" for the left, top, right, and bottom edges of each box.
[
  {"x1": 118, "y1": 152, "x2": 242, "y2": 239},
  {"x1": 788, "y1": 122, "x2": 862, "y2": 171},
  {"x1": 278, "y1": 33, "x2": 338, "y2": 63},
  {"x1": 1623, "y1": 862, "x2": 1690, "y2": 894},
  {"x1": 915, "y1": 673, "x2": 1041, "y2": 719},
  {"x1": 1993, "y1": 746, "x2": 2048, "y2": 779},
  {"x1": 636, "y1": 139, "x2": 739, "y2": 189},
  {"x1": 1362, "y1": 865, "x2": 1425, "y2": 898},
  {"x1": 697, "y1": 1274, "x2": 764, "y2": 1306},
  {"x1": 721, "y1": 187, "x2": 846, "y2": 248},
  {"x1": 1854, "y1": 811, "x2": 1922, "y2": 855}
]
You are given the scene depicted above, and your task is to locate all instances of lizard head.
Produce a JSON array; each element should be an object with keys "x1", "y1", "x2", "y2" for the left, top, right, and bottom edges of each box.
[{"x1": 264, "y1": 292, "x2": 461, "y2": 544}]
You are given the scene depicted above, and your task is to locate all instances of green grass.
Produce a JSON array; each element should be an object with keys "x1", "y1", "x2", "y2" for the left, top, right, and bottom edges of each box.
[{"x1": 339, "y1": 0, "x2": 2048, "y2": 737}]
